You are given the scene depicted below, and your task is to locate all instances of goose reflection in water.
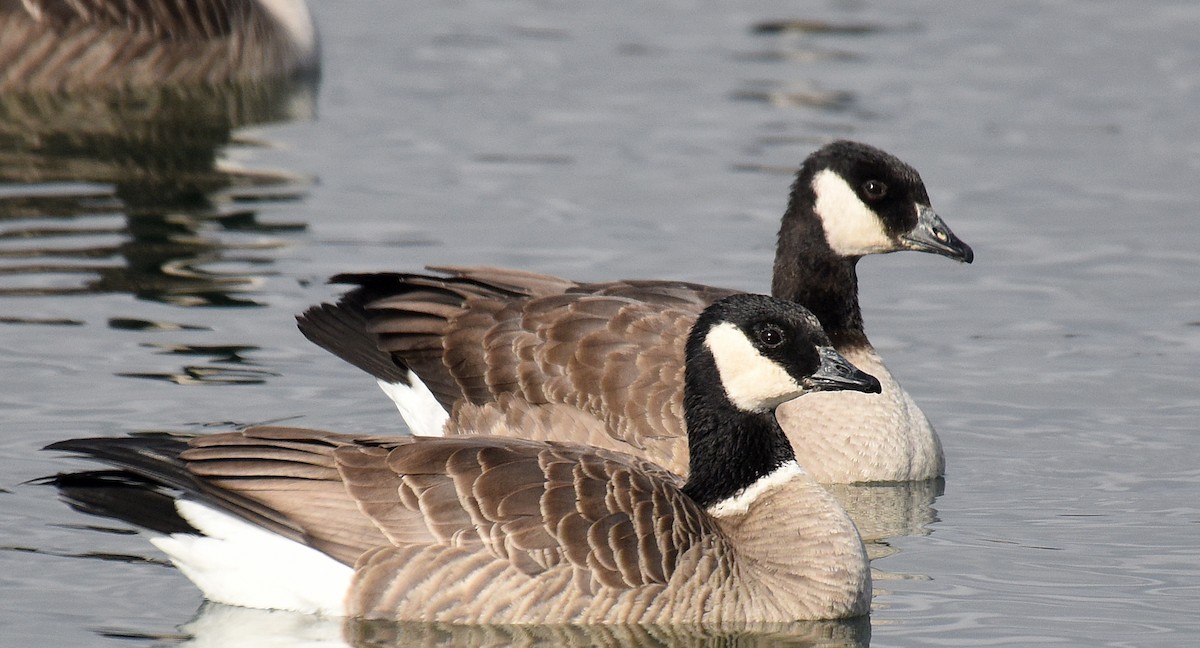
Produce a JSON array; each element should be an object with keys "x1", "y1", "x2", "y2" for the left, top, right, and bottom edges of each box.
[
  {"x1": 0, "y1": 77, "x2": 316, "y2": 306},
  {"x1": 132, "y1": 601, "x2": 873, "y2": 648},
  {"x1": 0, "y1": 0, "x2": 319, "y2": 305},
  {"x1": 0, "y1": 0, "x2": 320, "y2": 389}
]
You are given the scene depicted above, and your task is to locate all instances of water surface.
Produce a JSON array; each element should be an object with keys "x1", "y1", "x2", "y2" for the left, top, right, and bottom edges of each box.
[{"x1": 3, "y1": 1, "x2": 1199, "y2": 646}]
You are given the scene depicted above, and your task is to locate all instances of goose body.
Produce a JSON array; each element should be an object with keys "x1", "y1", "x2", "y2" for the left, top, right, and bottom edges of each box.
[
  {"x1": 298, "y1": 140, "x2": 973, "y2": 483},
  {"x1": 49, "y1": 295, "x2": 878, "y2": 622},
  {"x1": 0, "y1": 0, "x2": 318, "y2": 91}
]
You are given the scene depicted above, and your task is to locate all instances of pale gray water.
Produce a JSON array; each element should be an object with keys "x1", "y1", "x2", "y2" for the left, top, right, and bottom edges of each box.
[{"x1": 2, "y1": 1, "x2": 1199, "y2": 646}]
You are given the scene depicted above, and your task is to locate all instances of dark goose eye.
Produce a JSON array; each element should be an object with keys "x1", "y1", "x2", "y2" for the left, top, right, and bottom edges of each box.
[
  {"x1": 758, "y1": 324, "x2": 785, "y2": 348},
  {"x1": 862, "y1": 180, "x2": 887, "y2": 200}
]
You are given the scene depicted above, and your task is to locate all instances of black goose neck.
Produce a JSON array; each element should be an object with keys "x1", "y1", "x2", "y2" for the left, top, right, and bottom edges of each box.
[
  {"x1": 680, "y1": 349, "x2": 796, "y2": 510},
  {"x1": 771, "y1": 191, "x2": 867, "y2": 349}
]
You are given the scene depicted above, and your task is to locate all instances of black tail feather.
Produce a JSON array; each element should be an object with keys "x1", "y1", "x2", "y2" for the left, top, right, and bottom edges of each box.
[
  {"x1": 296, "y1": 299, "x2": 412, "y2": 384},
  {"x1": 46, "y1": 470, "x2": 197, "y2": 536},
  {"x1": 44, "y1": 433, "x2": 309, "y2": 545}
]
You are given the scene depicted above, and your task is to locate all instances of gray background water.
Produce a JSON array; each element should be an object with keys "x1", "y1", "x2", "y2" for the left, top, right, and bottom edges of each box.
[{"x1": 3, "y1": 0, "x2": 1199, "y2": 646}]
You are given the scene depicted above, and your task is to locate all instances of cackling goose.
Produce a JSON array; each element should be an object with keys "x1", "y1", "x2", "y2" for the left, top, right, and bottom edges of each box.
[
  {"x1": 298, "y1": 140, "x2": 973, "y2": 483},
  {"x1": 48, "y1": 294, "x2": 878, "y2": 623}
]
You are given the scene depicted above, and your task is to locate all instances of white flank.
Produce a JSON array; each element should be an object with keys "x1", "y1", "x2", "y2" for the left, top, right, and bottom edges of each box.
[
  {"x1": 811, "y1": 169, "x2": 894, "y2": 256},
  {"x1": 705, "y1": 322, "x2": 806, "y2": 412},
  {"x1": 377, "y1": 369, "x2": 450, "y2": 436},
  {"x1": 707, "y1": 460, "x2": 805, "y2": 518},
  {"x1": 256, "y1": 0, "x2": 319, "y2": 56},
  {"x1": 150, "y1": 500, "x2": 353, "y2": 616}
]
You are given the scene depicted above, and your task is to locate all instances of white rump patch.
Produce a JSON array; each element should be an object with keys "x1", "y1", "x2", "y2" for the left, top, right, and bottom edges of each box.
[
  {"x1": 150, "y1": 500, "x2": 353, "y2": 616},
  {"x1": 707, "y1": 460, "x2": 804, "y2": 518},
  {"x1": 704, "y1": 322, "x2": 806, "y2": 412},
  {"x1": 257, "y1": 0, "x2": 319, "y2": 56},
  {"x1": 811, "y1": 169, "x2": 894, "y2": 256},
  {"x1": 378, "y1": 369, "x2": 450, "y2": 436}
]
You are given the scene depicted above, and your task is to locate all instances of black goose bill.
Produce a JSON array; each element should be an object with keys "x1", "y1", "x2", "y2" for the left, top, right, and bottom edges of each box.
[
  {"x1": 900, "y1": 205, "x2": 974, "y2": 263},
  {"x1": 804, "y1": 346, "x2": 881, "y2": 394}
]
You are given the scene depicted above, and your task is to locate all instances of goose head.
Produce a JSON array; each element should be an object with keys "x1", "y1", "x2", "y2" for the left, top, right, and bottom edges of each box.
[
  {"x1": 681, "y1": 294, "x2": 879, "y2": 509},
  {"x1": 784, "y1": 140, "x2": 974, "y2": 263},
  {"x1": 693, "y1": 294, "x2": 881, "y2": 413}
]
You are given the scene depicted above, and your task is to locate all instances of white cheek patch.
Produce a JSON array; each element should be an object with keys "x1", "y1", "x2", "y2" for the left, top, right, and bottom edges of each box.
[
  {"x1": 707, "y1": 460, "x2": 804, "y2": 518},
  {"x1": 811, "y1": 169, "x2": 895, "y2": 256},
  {"x1": 704, "y1": 323, "x2": 806, "y2": 412}
]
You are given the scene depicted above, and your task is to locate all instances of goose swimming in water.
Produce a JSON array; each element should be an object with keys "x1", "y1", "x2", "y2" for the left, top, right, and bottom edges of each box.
[
  {"x1": 48, "y1": 294, "x2": 878, "y2": 623},
  {"x1": 298, "y1": 140, "x2": 973, "y2": 483}
]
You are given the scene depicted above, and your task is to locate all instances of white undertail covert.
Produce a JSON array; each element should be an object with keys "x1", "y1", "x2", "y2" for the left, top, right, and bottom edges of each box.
[
  {"x1": 378, "y1": 370, "x2": 451, "y2": 436},
  {"x1": 151, "y1": 500, "x2": 353, "y2": 616}
]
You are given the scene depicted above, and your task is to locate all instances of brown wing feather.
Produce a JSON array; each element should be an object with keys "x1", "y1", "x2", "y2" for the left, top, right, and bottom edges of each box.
[
  {"x1": 449, "y1": 295, "x2": 699, "y2": 472},
  {"x1": 304, "y1": 268, "x2": 742, "y2": 471},
  {"x1": 428, "y1": 265, "x2": 580, "y2": 296},
  {"x1": 23, "y1": 0, "x2": 254, "y2": 41},
  {"x1": 180, "y1": 427, "x2": 397, "y2": 564},
  {"x1": 175, "y1": 426, "x2": 711, "y2": 597}
]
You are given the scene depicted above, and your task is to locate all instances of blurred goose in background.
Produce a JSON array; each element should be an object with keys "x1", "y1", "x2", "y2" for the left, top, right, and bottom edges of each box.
[
  {"x1": 0, "y1": 0, "x2": 318, "y2": 90},
  {"x1": 47, "y1": 294, "x2": 879, "y2": 623},
  {"x1": 298, "y1": 140, "x2": 973, "y2": 483}
]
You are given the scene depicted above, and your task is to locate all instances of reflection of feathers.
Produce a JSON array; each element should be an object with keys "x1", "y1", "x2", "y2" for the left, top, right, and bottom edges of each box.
[
  {"x1": 0, "y1": 79, "x2": 316, "y2": 185},
  {"x1": 826, "y1": 480, "x2": 941, "y2": 563},
  {"x1": 0, "y1": 74, "x2": 314, "y2": 304},
  {"x1": 0, "y1": 0, "x2": 319, "y2": 90},
  {"x1": 177, "y1": 602, "x2": 872, "y2": 648}
]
